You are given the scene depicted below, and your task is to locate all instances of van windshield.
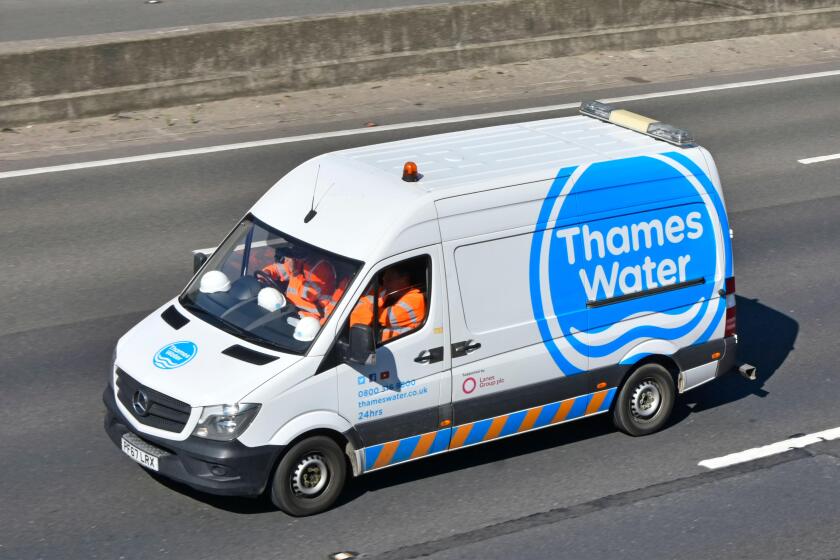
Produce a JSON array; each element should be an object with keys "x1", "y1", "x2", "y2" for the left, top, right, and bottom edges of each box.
[{"x1": 180, "y1": 216, "x2": 362, "y2": 354}]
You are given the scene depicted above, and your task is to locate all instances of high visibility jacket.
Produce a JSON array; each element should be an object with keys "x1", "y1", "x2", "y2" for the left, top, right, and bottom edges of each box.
[
  {"x1": 349, "y1": 287, "x2": 386, "y2": 328},
  {"x1": 319, "y1": 277, "x2": 349, "y2": 324},
  {"x1": 350, "y1": 287, "x2": 426, "y2": 341},
  {"x1": 263, "y1": 259, "x2": 336, "y2": 320},
  {"x1": 380, "y1": 288, "x2": 426, "y2": 341}
]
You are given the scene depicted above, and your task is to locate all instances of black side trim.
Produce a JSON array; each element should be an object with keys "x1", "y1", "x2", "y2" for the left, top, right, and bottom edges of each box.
[
  {"x1": 454, "y1": 363, "x2": 628, "y2": 426},
  {"x1": 673, "y1": 338, "x2": 725, "y2": 371},
  {"x1": 161, "y1": 305, "x2": 189, "y2": 330},
  {"x1": 438, "y1": 403, "x2": 453, "y2": 426},
  {"x1": 355, "y1": 406, "x2": 439, "y2": 447},
  {"x1": 716, "y1": 336, "x2": 738, "y2": 378},
  {"x1": 221, "y1": 345, "x2": 278, "y2": 365},
  {"x1": 342, "y1": 427, "x2": 364, "y2": 451},
  {"x1": 587, "y1": 277, "x2": 705, "y2": 308}
]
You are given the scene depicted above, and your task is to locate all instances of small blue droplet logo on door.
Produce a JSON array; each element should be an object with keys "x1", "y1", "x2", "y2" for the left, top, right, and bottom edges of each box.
[{"x1": 153, "y1": 341, "x2": 197, "y2": 369}]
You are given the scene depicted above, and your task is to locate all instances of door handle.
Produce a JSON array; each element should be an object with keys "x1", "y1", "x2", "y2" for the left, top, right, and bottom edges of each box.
[
  {"x1": 452, "y1": 340, "x2": 481, "y2": 358},
  {"x1": 415, "y1": 347, "x2": 444, "y2": 364}
]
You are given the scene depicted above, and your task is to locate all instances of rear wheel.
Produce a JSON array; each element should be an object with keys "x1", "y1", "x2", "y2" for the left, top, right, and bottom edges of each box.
[
  {"x1": 270, "y1": 435, "x2": 347, "y2": 516},
  {"x1": 613, "y1": 363, "x2": 675, "y2": 436}
]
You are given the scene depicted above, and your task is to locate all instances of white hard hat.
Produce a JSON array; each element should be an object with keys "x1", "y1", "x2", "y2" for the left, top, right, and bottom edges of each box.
[
  {"x1": 199, "y1": 270, "x2": 231, "y2": 294},
  {"x1": 293, "y1": 316, "x2": 320, "y2": 341},
  {"x1": 257, "y1": 287, "x2": 286, "y2": 312}
]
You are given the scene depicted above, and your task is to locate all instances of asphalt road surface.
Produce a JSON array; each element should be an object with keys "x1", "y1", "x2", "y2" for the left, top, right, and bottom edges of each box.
[
  {"x1": 2, "y1": 67, "x2": 840, "y2": 559},
  {"x1": 0, "y1": 0, "x2": 475, "y2": 42}
]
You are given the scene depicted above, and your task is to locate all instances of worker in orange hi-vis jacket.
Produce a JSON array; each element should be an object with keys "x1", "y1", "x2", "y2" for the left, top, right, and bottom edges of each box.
[
  {"x1": 262, "y1": 247, "x2": 336, "y2": 322},
  {"x1": 350, "y1": 267, "x2": 425, "y2": 342}
]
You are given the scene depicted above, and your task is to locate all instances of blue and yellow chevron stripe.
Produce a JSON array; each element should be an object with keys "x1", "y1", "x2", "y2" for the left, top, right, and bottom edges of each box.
[{"x1": 363, "y1": 387, "x2": 617, "y2": 472}]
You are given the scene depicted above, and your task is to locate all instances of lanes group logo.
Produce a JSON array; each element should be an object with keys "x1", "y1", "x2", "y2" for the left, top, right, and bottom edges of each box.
[
  {"x1": 153, "y1": 341, "x2": 198, "y2": 370},
  {"x1": 529, "y1": 153, "x2": 731, "y2": 375}
]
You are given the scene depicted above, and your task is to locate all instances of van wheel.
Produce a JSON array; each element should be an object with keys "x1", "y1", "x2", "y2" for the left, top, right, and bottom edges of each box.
[
  {"x1": 613, "y1": 363, "x2": 675, "y2": 437},
  {"x1": 270, "y1": 435, "x2": 347, "y2": 516}
]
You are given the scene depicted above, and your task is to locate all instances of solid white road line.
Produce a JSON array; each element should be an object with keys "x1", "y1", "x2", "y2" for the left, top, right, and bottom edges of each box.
[
  {"x1": 798, "y1": 153, "x2": 840, "y2": 165},
  {"x1": 698, "y1": 426, "x2": 840, "y2": 470},
  {"x1": 3, "y1": 68, "x2": 840, "y2": 181}
]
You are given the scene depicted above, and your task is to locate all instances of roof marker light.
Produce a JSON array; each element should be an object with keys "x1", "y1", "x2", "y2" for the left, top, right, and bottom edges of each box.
[
  {"x1": 402, "y1": 161, "x2": 421, "y2": 182},
  {"x1": 579, "y1": 101, "x2": 694, "y2": 146},
  {"x1": 647, "y1": 122, "x2": 694, "y2": 146},
  {"x1": 580, "y1": 100, "x2": 615, "y2": 120}
]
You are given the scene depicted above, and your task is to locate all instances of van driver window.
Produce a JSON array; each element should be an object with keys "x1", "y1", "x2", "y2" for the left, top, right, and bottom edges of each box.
[{"x1": 348, "y1": 255, "x2": 430, "y2": 345}]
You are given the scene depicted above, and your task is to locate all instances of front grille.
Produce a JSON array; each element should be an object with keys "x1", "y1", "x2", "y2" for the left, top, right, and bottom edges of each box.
[{"x1": 116, "y1": 368, "x2": 191, "y2": 433}]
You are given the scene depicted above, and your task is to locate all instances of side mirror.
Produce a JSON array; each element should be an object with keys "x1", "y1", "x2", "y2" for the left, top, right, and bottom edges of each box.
[
  {"x1": 346, "y1": 324, "x2": 376, "y2": 366},
  {"x1": 193, "y1": 252, "x2": 209, "y2": 273}
]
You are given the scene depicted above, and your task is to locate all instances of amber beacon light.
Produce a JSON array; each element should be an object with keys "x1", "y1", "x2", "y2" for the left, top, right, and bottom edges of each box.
[{"x1": 402, "y1": 161, "x2": 420, "y2": 182}]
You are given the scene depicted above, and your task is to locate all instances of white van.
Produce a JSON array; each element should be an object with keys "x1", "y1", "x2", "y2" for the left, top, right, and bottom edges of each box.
[{"x1": 104, "y1": 102, "x2": 752, "y2": 515}]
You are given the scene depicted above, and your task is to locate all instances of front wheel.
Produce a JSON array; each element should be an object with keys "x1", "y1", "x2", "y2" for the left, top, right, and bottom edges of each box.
[
  {"x1": 613, "y1": 363, "x2": 675, "y2": 437},
  {"x1": 270, "y1": 435, "x2": 347, "y2": 516}
]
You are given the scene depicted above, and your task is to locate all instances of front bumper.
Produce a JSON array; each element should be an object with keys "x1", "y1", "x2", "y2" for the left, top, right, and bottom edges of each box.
[{"x1": 103, "y1": 387, "x2": 282, "y2": 497}]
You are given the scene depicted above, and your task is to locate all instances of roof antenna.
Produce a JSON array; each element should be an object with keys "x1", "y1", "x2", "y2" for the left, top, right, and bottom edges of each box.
[{"x1": 304, "y1": 165, "x2": 320, "y2": 223}]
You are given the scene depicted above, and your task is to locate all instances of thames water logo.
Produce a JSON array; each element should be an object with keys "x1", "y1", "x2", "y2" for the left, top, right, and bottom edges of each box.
[
  {"x1": 153, "y1": 341, "x2": 198, "y2": 370},
  {"x1": 529, "y1": 153, "x2": 730, "y2": 375}
]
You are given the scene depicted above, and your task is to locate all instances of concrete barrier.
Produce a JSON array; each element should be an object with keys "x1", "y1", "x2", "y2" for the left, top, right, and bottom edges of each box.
[{"x1": 2, "y1": 0, "x2": 839, "y2": 125}]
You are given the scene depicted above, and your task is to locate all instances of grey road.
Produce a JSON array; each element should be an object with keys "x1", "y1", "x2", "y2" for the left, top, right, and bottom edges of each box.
[
  {"x1": 1, "y1": 68, "x2": 840, "y2": 559},
  {"x1": 0, "y1": 0, "x2": 475, "y2": 42}
]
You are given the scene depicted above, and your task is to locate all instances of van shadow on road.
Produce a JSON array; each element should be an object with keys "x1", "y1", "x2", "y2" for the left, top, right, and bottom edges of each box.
[
  {"x1": 151, "y1": 296, "x2": 796, "y2": 514},
  {"x1": 672, "y1": 295, "x2": 797, "y2": 420}
]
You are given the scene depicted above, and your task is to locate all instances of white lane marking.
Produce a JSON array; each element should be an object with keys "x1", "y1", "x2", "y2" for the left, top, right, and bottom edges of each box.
[
  {"x1": 798, "y1": 153, "x2": 840, "y2": 165},
  {"x1": 698, "y1": 426, "x2": 840, "y2": 470},
  {"x1": 3, "y1": 68, "x2": 840, "y2": 180}
]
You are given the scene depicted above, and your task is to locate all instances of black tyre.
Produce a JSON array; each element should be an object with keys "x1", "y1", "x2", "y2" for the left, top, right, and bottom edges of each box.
[
  {"x1": 613, "y1": 363, "x2": 675, "y2": 436},
  {"x1": 270, "y1": 435, "x2": 347, "y2": 516}
]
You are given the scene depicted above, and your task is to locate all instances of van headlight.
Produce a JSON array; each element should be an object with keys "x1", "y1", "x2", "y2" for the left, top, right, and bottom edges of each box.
[{"x1": 192, "y1": 403, "x2": 261, "y2": 441}]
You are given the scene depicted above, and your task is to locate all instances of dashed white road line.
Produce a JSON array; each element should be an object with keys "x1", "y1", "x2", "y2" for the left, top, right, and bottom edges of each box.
[
  {"x1": 2, "y1": 68, "x2": 840, "y2": 180},
  {"x1": 798, "y1": 153, "x2": 840, "y2": 165},
  {"x1": 698, "y1": 426, "x2": 840, "y2": 470}
]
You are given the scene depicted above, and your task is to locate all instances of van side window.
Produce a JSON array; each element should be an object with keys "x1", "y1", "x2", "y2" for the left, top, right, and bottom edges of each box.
[{"x1": 348, "y1": 255, "x2": 430, "y2": 345}]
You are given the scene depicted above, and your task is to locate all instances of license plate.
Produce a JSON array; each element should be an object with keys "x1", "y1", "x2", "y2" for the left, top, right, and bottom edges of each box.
[{"x1": 121, "y1": 435, "x2": 160, "y2": 471}]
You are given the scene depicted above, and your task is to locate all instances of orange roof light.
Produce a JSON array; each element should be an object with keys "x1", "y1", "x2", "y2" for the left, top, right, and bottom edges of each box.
[{"x1": 402, "y1": 161, "x2": 420, "y2": 182}]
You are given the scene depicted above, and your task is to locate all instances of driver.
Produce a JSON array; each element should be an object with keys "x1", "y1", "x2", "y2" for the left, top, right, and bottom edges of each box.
[{"x1": 261, "y1": 246, "x2": 337, "y2": 321}]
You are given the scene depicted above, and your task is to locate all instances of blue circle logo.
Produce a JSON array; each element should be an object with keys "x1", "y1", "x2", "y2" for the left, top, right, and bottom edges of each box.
[
  {"x1": 529, "y1": 153, "x2": 729, "y2": 374},
  {"x1": 153, "y1": 341, "x2": 198, "y2": 370}
]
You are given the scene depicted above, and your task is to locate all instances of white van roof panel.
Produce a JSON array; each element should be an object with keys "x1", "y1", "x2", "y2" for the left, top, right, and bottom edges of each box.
[
  {"x1": 251, "y1": 115, "x2": 700, "y2": 262},
  {"x1": 341, "y1": 115, "x2": 674, "y2": 193}
]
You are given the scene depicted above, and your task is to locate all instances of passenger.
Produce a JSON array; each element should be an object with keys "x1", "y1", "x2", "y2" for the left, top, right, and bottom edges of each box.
[
  {"x1": 350, "y1": 267, "x2": 426, "y2": 342},
  {"x1": 318, "y1": 276, "x2": 350, "y2": 324},
  {"x1": 262, "y1": 247, "x2": 336, "y2": 321}
]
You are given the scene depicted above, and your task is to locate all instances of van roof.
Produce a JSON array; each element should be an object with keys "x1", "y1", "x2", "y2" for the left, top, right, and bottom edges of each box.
[
  {"x1": 251, "y1": 115, "x2": 701, "y2": 261},
  {"x1": 338, "y1": 115, "x2": 682, "y2": 194}
]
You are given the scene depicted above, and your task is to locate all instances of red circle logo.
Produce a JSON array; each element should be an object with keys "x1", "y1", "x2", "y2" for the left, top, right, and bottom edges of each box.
[{"x1": 462, "y1": 377, "x2": 477, "y2": 394}]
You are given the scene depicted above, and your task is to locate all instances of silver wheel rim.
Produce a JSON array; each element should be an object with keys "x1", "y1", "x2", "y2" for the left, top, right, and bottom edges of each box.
[
  {"x1": 291, "y1": 453, "x2": 329, "y2": 497},
  {"x1": 630, "y1": 379, "x2": 662, "y2": 419}
]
